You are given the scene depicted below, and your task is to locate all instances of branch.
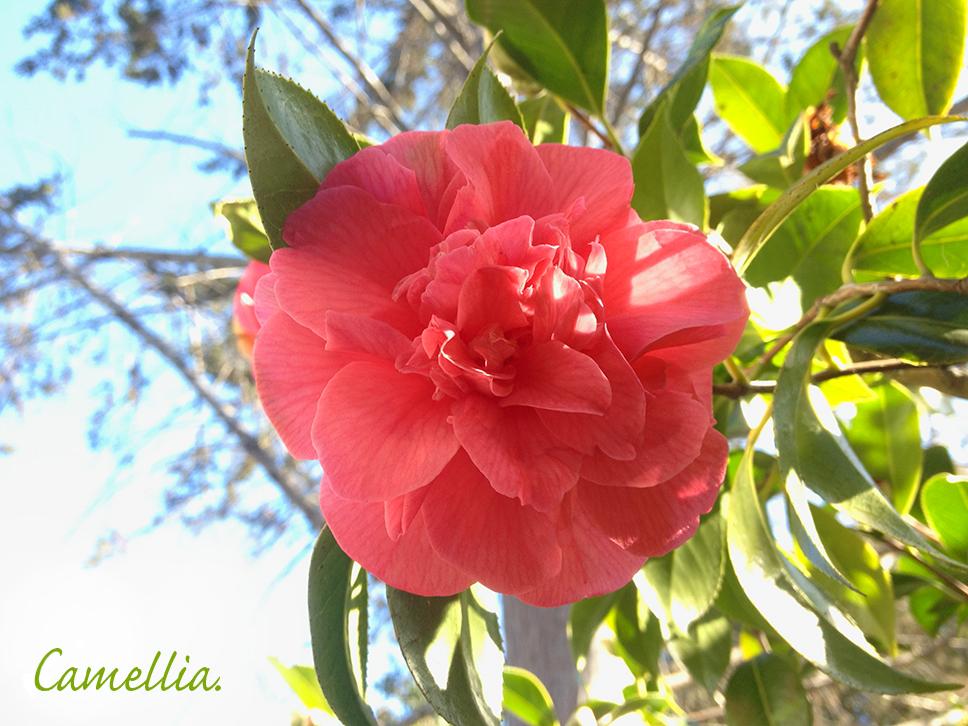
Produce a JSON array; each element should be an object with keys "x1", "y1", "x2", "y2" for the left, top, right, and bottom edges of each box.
[
  {"x1": 714, "y1": 359, "x2": 950, "y2": 399},
  {"x1": 288, "y1": 0, "x2": 411, "y2": 131},
  {"x1": 831, "y1": 0, "x2": 881, "y2": 222},
  {"x1": 2, "y1": 209, "x2": 324, "y2": 530},
  {"x1": 45, "y1": 245, "x2": 247, "y2": 268},
  {"x1": 407, "y1": 0, "x2": 475, "y2": 70},
  {"x1": 610, "y1": 1, "x2": 668, "y2": 125},
  {"x1": 126, "y1": 128, "x2": 245, "y2": 164},
  {"x1": 746, "y1": 276, "x2": 968, "y2": 376}
]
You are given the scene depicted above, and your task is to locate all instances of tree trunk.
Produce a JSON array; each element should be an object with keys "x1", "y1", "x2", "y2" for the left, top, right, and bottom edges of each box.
[{"x1": 502, "y1": 596, "x2": 579, "y2": 724}]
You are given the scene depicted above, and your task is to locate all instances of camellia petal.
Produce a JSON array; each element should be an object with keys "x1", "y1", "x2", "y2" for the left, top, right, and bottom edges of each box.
[
  {"x1": 253, "y1": 312, "x2": 357, "y2": 460},
  {"x1": 577, "y1": 429, "x2": 729, "y2": 557},
  {"x1": 421, "y1": 450, "x2": 563, "y2": 594},
  {"x1": 320, "y1": 476, "x2": 475, "y2": 596},
  {"x1": 313, "y1": 360, "x2": 459, "y2": 502}
]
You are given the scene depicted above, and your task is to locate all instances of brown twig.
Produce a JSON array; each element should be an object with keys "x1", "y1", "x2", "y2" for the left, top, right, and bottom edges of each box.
[
  {"x1": 565, "y1": 103, "x2": 615, "y2": 151},
  {"x1": 714, "y1": 359, "x2": 949, "y2": 399},
  {"x1": 745, "y1": 276, "x2": 968, "y2": 376},
  {"x1": 831, "y1": 0, "x2": 881, "y2": 222}
]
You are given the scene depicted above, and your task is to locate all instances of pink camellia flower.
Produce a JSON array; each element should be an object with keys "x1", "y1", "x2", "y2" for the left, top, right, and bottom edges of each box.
[
  {"x1": 253, "y1": 121, "x2": 748, "y2": 607},
  {"x1": 233, "y1": 260, "x2": 271, "y2": 359}
]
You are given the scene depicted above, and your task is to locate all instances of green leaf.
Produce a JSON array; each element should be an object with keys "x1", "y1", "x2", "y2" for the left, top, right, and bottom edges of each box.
[
  {"x1": 794, "y1": 504, "x2": 897, "y2": 656},
  {"x1": 785, "y1": 26, "x2": 860, "y2": 125},
  {"x1": 909, "y1": 585, "x2": 962, "y2": 635},
  {"x1": 775, "y1": 320, "x2": 968, "y2": 575},
  {"x1": 727, "y1": 442, "x2": 956, "y2": 693},
  {"x1": 724, "y1": 653, "x2": 812, "y2": 726},
  {"x1": 867, "y1": 0, "x2": 967, "y2": 120},
  {"x1": 850, "y1": 186, "x2": 968, "y2": 280},
  {"x1": 638, "y1": 6, "x2": 741, "y2": 136},
  {"x1": 212, "y1": 198, "x2": 271, "y2": 263},
  {"x1": 267, "y1": 657, "x2": 331, "y2": 712},
  {"x1": 387, "y1": 586, "x2": 504, "y2": 726},
  {"x1": 733, "y1": 114, "x2": 968, "y2": 276},
  {"x1": 831, "y1": 291, "x2": 968, "y2": 365},
  {"x1": 710, "y1": 55, "x2": 788, "y2": 153},
  {"x1": 607, "y1": 581, "x2": 662, "y2": 682},
  {"x1": 519, "y1": 94, "x2": 570, "y2": 144},
  {"x1": 710, "y1": 186, "x2": 781, "y2": 248},
  {"x1": 921, "y1": 474, "x2": 968, "y2": 561},
  {"x1": 447, "y1": 39, "x2": 526, "y2": 131},
  {"x1": 465, "y1": 0, "x2": 609, "y2": 114},
  {"x1": 568, "y1": 590, "x2": 621, "y2": 666},
  {"x1": 631, "y1": 106, "x2": 707, "y2": 228},
  {"x1": 242, "y1": 33, "x2": 360, "y2": 250},
  {"x1": 667, "y1": 611, "x2": 732, "y2": 696},
  {"x1": 844, "y1": 382, "x2": 922, "y2": 515},
  {"x1": 739, "y1": 113, "x2": 809, "y2": 189},
  {"x1": 743, "y1": 187, "x2": 863, "y2": 312},
  {"x1": 669, "y1": 508, "x2": 725, "y2": 633},
  {"x1": 503, "y1": 667, "x2": 558, "y2": 726},
  {"x1": 308, "y1": 528, "x2": 378, "y2": 726},
  {"x1": 914, "y1": 138, "x2": 968, "y2": 273},
  {"x1": 679, "y1": 113, "x2": 723, "y2": 165}
]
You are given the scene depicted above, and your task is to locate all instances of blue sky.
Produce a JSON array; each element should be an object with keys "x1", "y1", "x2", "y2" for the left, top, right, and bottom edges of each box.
[{"x1": 0, "y1": 3, "x2": 326, "y2": 723}]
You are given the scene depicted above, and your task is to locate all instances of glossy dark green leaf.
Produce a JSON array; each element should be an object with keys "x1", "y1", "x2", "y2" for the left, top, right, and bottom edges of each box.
[
  {"x1": 775, "y1": 320, "x2": 968, "y2": 577},
  {"x1": 465, "y1": 0, "x2": 609, "y2": 114},
  {"x1": 921, "y1": 474, "x2": 968, "y2": 561},
  {"x1": 519, "y1": 94, "x2": 569, "y2": 144},
  {"x1": 867, "y1": 0, "x2": 967, "y2": 120},
  {"x1": 503, "y1": 667, "x2": 558, "y2": 726},
  {"x1": 850, "y1": 187, "x2": 968, "y2": 280},
  {"x1": 447, "y1": 40, "x2": 526, "y2": 131},
  {"x1": 727, "y1": 442, "x2": 955, "y2": 693},
  {"x1": 267, "y1": 657, "x2": 331, "y2": 712},
  {"x1": 743, "y1": 187, "x2": 863, "y2": 311},
  {"x1": 794, "y1": 504, "x2": 897, "y2": 655},
  {"x1": 670, "y1": 508, "x2": 725, "y2": 633},
  {"x1": 242, "y1": 34, "x2": 360, "y2": 249},
  {"x1": 607, "y1": 581, "x2": 662, "y2": 682},
  {"x1": 724, "y1": 653, "x2": 812, "y2": 726},
  {"x1": 212, "y1": 198, "x2": 271, "y2": 264},
  {"x1": 785, "y1": 470, "x2": 859, "y2": 592},
  {"x1": 568, "y1": 590, "x2": 620, "y2": 665},
  {"x1": 914, "y1": 138, "x2": 968, "y2": 268},
  {"x1": 667, "y1": 611, "x2": 732, "y2": 696},
  {"x1": 785, "y1": 26, "x2": 859, "y2": 125},
  {"x1": 739, "y1": 113, "x2": 808, "y2": 189},
  {"x1": 844, "y1": 382, "x2": 922, "y2": 515},
  {"x1": 638, "y1": 6, "x2": 740, "y2": 136},
  {"x1": 631, "y1": 105, "x2": 707, "y2": 227},
  {"x1": 387, "y1": 586, "x2": 504, "y2": 726},
  {"x1": 733, "y1": 114, "x2": 967, "y2": 275},
  {"x1": 831, "y1": 291, "x2": 968, "y2": 365},
  {"x1": 308, "y1": 527, "x2": 378, "y2": 726},
  {"x1": 710, "y1": 55, "x2": 788, "y2": 153}
]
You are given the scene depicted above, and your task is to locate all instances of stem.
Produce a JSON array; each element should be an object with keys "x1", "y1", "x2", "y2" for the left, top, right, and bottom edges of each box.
[
  {"x1": 567, "y1": 103, "x2": 624, "y2": 155},
  {"x1": 831, "y1": 0, "x2": 882, "y2": 223},
  {"x1": 873, "y1": 533, "x2": 968, "y2": 604},
  {"x1": 745, "y1": 276, "x2": 968, "y2": 377}
]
